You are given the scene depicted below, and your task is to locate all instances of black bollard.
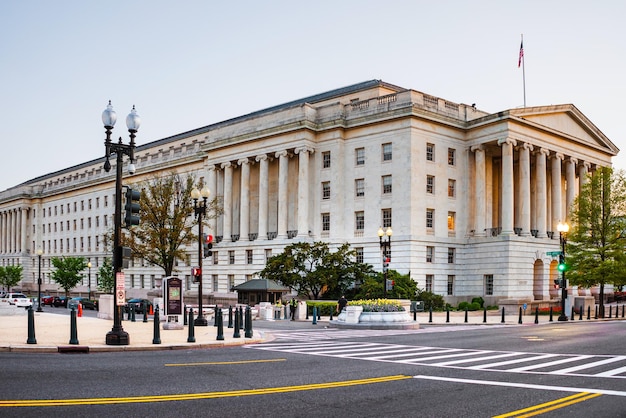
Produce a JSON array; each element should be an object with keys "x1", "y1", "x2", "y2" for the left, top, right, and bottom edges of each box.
[
  {"x1": 228, "y1": 306, "x2": 233, "y2": 328},
  {"x1": 143, "y1": 302, "x2": 148, "y2": 323},
  {"x1": 187, "y1": 308, "x2": 196, "y2": 343},
  {"x1": 245, "y1": 306, "x2": 253, "y2": 338},
  {"x1": 501, "y1": 307, "x2": 505, "y2": 323},
  {"x1": 518, "y1": 307, "x2": 523, "y2": 324},
  {"x1": 214, "y1": 305, "x2": 219, "y2": 327},
  {"x1": 579, "y1": 306, "x2": 583, "y2": 321},
  {"x1": 609, "y1": 305, "x2": 613, "y2": 319},
  {"x1": 571, "y1": 306, "x2": 575, "y2": 320},
  {"x1": 306, "y1": 304, "x2": 309, "y2": 320},
  {"x1": 483, "y1": 308, "x2": 487, "y2": 324},
  {"x1": 595, "y1": 305, "x2": 598, "y2": 319},
  {"x1": 587, "y1": 305, "x2": 591, "y2": 320},
  {"x1": 312, "y1": 307, "x2": 317, "y2": 325},
  {"x1": 153, "y1": 306, "x2": 161, "y2": 344},
  {"x1": 622, "y1": 305, "x2": 625, "y2": 318},
  {"x1": 464, "y1": 308, "x2": 468, "y2": 323},
  {"x1": 233, "y1": 308, "x2": 241, "y2": 338},
  {"x1": 27, "y1": 306, "x2": 36, "y2": 344},
  {"x1": 446, "y1": 307, "x2": 450, "y2": 323},
  {"x1": 216, "y1": 309, "x2": 224, "y2": 341},
  {"x1": 429, "y1": 306, "x2": 433, "y2": 323},
  {"x1": 413, "y1": 307, "x2": 416, "y2": 322},
  {"x1": 239, "y1": 306, "x2": 245, "y2": 329},
  {"x1": 69, "y1": 307, "x2": 79, "y2": 345},
  {"x1": 329, "y1": 309, "x2": 333, "y2": 321},
  {"x1": 318, "y1": 307, "x2": 321, "y2": 321},
  {"x1": 549, "y1": 307, "x2": 553, "y2": 322},
  {"x1": 534, "y1": 307, "x2": 539, "y2": 324},
  {"x1": 184, "y1": 305, "x2": 188, "y2": 325}
]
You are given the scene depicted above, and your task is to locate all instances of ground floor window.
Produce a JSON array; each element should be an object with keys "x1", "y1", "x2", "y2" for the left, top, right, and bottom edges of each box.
[
  {"x1": 447, "y1": 275, "x2": 455, "y2": 295},
  {"x1": 485, "y1": 274, "x2": 494, "y2": 295}
]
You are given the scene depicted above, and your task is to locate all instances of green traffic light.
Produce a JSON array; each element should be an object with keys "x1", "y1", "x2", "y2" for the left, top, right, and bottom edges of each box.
[{"x1": 558, "y1": 263, "x2": 566, "y2": 272}]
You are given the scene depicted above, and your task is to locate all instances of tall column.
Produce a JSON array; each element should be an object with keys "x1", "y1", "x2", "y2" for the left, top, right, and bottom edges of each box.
[
  {"x1": 256, "y1": 154, "x2": 269, "y2": 240},
  {"x1": 535, "y1": 148, "x2": 549, "y2": 238},
  {"x1": 10, "y1": 210, "x2": 16, "y2": 253},
  {"x1": 221, "y1": 162, "x2": 233, "y2": 242},
  {"x1": 238, "y1": 158, "x2": 250, "y2": 241},
  {"x1": 0, "y1": 211, "x2": 4, "y2": 253},
  {"x1": 276, "y1": 150, "x2": 289, "y2": 238},
  {"x1": 471, "y1": 145, "x2": 486, "y2": 237},
  {"x1": 579, "y1": 161, "x2": 590, "y2": 190},
  {"x1": 295, "y1": 146, "x2": 312, "y2": 237},
  {"x1": 20, "y1": 207, "x2": 27, "y2": 253},
  {"x1": 551, "y1": 153, "x2": 564, "y2": 236},
  {"x1": 519, "y1": 143, "x2": 533, "y2": 236},
  {"x1": 565, "y1": 157, "x2": 577, "y2": 221},
  {"x1": 207, "y1": 165, "x2": 217, "y2": 235},
  {"x1": 498, "y1": 138, "x2": 516, "y2": 235}
]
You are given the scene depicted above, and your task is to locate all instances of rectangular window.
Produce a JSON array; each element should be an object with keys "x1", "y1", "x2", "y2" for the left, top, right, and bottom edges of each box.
[
  {"x1": 448, "y1": 148, "x2": 456, "y2": 166},
  {"x1": 448, "y1": 248, "x2": 455, "y2": 263},
  {"x1": 212, "y1": 274, "x2": 219, "y2": 292},
  {"x1": 355, "y1": 247, "x2": 364, "y2": 264},
  {"x1": 265, "y1": 249, "x2": 272, "y2": 263},
  {"x1": 448, "y1": 179, "x2": 456, "y2": 198},
  {"x1": 426, "y1": 246, "x2": 434, "y2": 263},
  {"x1": 485, "y1": 274, "x2": 494, "y2": 296},
  {"x1": 322, "y1": 213, "x2": 330, "y2": 231},
  {"x1": 425, "y1": 274, "x2": 434, "y2": 292},
  {"x1": 447, "y1": 275, "x2": 455, "y2": 296},
  {"x1": 212, "y1": 251, "x2": 219, "y2": 265},
  {"x1": 426, "y1": 209, "x2": 434, "y2": 229},
  {"x1": 322, "y1": 151, "x2": 331, "y2": 168},
  {"x1": 382, "y1": 208, "x2": 392, "y2": 228},
  {"x1": 355, "y1": 211, "x2": 365, "y2": 231},
  {"x1": 448, "y1": 211, "x2": 456, "y2": 231},
  {"x1": 355, "y1": 147, "x2": 365, "y2": 165},
  {"x1": 228, "y1": 275, "x2": 235, "y2": 290},
  {"x1": 355, "y1": 179, "x2": 365, "y2": 197},
  {"x1": 382, "y1": 175, "x2": 392, "y2": 194},
  {"x1": 382, "y1": 143, "x2": 392, "y2": 161},
  {"x1": 228, "y1": 250, "x2": 235, "y2": 265},
  {"x1": 322, "y1": 181, "x2": 331, "y2": 200},
  {"x1": 426, "y1": 175, "x2": 435, "y2": 194},
  {"x1": 246, "y1": 249, "x2": 253, "y2": 264},
  {"x1": 426, "y1": 143, "x2": 435, "y2": 161}
]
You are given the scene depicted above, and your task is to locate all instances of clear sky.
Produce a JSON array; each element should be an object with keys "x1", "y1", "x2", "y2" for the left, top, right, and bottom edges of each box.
[{"x1": 1, "y1": 0, "x2": 624, "y2": 192}]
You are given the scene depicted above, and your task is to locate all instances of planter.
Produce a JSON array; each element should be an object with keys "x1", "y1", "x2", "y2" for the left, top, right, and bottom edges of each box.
[{"x1": 359, "y1": 311, "x2": 411, "y2": 323}]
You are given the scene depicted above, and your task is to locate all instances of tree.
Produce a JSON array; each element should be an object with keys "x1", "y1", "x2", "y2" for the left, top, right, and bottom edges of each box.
[
  {"x1": 567, "y1": 166, "x2": 626, "y2": 316},
  {"x1": 258, "y1": 242, "x2": 372, "y2": 299},
  {"x1": 51, "y1": 256, "x2": 87, "y2": 297},
  {"x1": 121, "y1": 173, "x2": 222, "y2": 277},
  {"x1": 97, "y1": 258, "x2": 114, "y2": 294},
  {"x1": 354, "y1": 270, "x2": 416, "y2": 300},
  {"x1": 0, "y1": 265, "x2": 23, "y2": 292}
]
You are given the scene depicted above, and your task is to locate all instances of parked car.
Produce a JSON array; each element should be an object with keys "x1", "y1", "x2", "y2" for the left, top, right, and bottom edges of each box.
[
  {"x1": 1, "y1": 293, "x2": 33, "y2": 309},
  {"x1": 68, "y1": 297, "x2": 98, "y2": 310},
  {"x1": 41, "y1": 295, "x2": 54, "y2": 306},
  {"x1": 52, "y1": 296, "x2": 70, "y2": 307},
  {"x1": 124, "y1": 298, "x2": 153, "y2": 314}
]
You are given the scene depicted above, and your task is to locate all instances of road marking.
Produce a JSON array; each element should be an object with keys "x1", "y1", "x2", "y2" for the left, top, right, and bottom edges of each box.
[
  {"x1": 413, "y1": 375, "x2": 626, "y2": 397},
  {"x1": 0, "y1": 375, "x2": 412, "y2": 407},
  {"x1": 165, "y1": 358, "x2": 286, "y2": 367},
  {"x1": 493, "y1": 392, "x2": 602, "y2": 418}
]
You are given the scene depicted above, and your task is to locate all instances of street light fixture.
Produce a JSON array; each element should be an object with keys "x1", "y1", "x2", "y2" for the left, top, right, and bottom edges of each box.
[
  {"x1": 378, "y1": 227, "x2": 393, "y2": 298},
  {"x1": 87, "y1": 261, "x2": 92, "y2": 300},
  {"x1": 192, "y1": 185, "x2": 211, "y2": 326},
  {"x1": 102, "y1": 100, "x2": 140, "y2": 345},
  {"x1": 36, "y1": 249, "x2": 43, "y2": 312},
  {"x1": 557, "y1": 221, "x2": 569, "y2": 321}
]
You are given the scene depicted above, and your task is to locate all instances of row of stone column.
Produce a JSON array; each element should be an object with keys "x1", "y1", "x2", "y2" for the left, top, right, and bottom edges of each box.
[
  {"x1": 472, "y1": 140, "x2": 590, "y2": 238},
  {"x1": 0, "y1": 207, "x2": 28, "y2": 254},
  {"x1": 206, "y1": 146, "x2": 313, "y2": 242}
]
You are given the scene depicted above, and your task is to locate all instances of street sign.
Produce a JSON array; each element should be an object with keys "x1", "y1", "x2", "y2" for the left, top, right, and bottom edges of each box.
[{"x1": 546, "y1": 251, "x2": 562, "y2": 256}]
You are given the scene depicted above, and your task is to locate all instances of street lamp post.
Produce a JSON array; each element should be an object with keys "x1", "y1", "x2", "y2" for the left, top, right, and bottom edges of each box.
[
  {"x1": 557, "y1": 221, "x2": 569, "y2": 321},
  {"x1": 87, "y1": 261, "x2": 92, "y2": 300},
  {"x1": 102, "y1": 101, "x2": 140, "y2": 345},
  {"x1": 378, "y1": 227, "x2": 393, "y2": 298},
  {"x1": 192, "y1": 185, "x2": 211, "y2": 326},
  {"x1": 36, "y1": 249, "x2": 43, "y2": 312}
]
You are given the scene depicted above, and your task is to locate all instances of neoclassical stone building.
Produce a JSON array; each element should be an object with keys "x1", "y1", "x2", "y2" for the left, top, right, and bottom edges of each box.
[{"x1": 0, "y1": 80, "x2": 618, "y2": 305}]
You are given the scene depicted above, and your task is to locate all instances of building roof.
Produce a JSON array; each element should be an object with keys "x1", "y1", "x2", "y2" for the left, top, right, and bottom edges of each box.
[{"x1": 232, "y1": 279, "x2": 290, "y2": 292}]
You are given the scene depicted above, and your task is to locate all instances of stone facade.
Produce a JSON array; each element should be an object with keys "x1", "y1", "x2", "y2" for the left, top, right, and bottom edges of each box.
[{"x1": 0, "y1": 80, "x2": 618, "y2": 304}]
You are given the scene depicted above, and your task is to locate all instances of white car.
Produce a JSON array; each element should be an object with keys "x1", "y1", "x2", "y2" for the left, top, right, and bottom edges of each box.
[{"x1": 1, "y1": 293, "x2": 33, "y2": 309}]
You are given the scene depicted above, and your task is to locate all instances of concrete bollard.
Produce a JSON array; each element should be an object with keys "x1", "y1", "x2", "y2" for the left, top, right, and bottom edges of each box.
[
  {"x1": 187, "y1": 308, "x2": 195, "y2": 343},
  {"x1": 27, "y1": 306, "x2": 37, "y2": 344},
  {"x1": 312, "y1": 307, "x2": 317, "y2": 325},
  {"x1": 534, "y1": 307, "x2": 539, "y2": 324},
  {"x1": 245, "y1": 306, "x2": 253, "y2": 338},
  {"x1": 228, "y1": 306, "x2": 233, "y2": 328},
  {"x1": 69, "y1": 307, "x2": 79, "y2": 345},
  {"x1": 518, "y1": 307, "x2": 523, "y2": 324},
  {"x1": 216, "y1": 308, "x2": 224, "y2": 341},
  {"x1": 152, "y1": 306, "x2": 161, "y2": 344}
]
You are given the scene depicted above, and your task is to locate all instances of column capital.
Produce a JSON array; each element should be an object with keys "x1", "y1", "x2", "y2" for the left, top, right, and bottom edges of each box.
[
  {"x1": 238, "y1": 157, "x2": 251, "y2": 166},
  {"x1": 255, "y1": 154, "x2": 269, "y2": 163},
  {"x1": 552, "y1": 152, "x2": 564, "y2": 161},
  {"x1": 275, "y1": 150, "x2": 289, "y2": 159},
  {"x1": 519, "y1": 142, "x2": 534, "y2": 152},
  {"x1": 295, "y1": 146, "x2": 314, "y2": 155},
  {"x1": 220, "y1": 161, "x2": 232, "y2": 169},
  {"x1": 470, "y1": 144, "x2": 485, "y2": 153},
  {"x1": 567, "y1": 157, "x2": 578, "y2": 166},
  {"x1": 497, "y1": 137, "x2": 517, "y2": 147},
  {"x1": 535, "y1": 147, "x2": 550, "y2": 157}
]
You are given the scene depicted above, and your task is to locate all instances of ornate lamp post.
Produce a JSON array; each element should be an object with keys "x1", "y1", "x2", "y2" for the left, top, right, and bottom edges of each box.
[
  {"x1": 87, "y1": 261, "x2": 92, "y2": 300},
  {"x1": 192, "y1": 185, "x2": 211, "y2": 326},
  {"x1": 102, "y1": 100, "x2": 140, "y2": 345},
  {"x1": 378, "y1": 227, "x2": 393, "y2": 298},
  {"x1": 36, "y1": 249, "x2": 43, "y2": 312},
  {"x1": 557, "y1": 221, "x2": 569, "y2": 321}
]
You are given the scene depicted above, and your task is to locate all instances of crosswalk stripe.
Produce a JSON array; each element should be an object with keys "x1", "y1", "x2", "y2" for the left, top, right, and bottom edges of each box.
[{"x1": 552, "y1": 356, "x2": 626, "y2": 375}]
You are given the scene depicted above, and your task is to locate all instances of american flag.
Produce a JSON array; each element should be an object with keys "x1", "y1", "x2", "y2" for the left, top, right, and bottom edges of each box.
[{"x1": 518, "y1": 40, "x2": 524, "y2": 67}]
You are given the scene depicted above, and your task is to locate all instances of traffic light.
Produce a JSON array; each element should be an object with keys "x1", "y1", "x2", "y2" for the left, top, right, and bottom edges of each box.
[
  {"x1": 553, "y1": 279, "x2": 560, "y2": 289},
  {"x1": 557, "y1": 254, "x2": 566, "y2": 272},
  {"x1": 203, "y1": 234, "x2": 213, "y2": 258},
  {"x1": 386, "y1": 279, "x2": 393, "y2": 291},
  {"x1": 382, "y1": 256, "x2": 390, "y2": 272},
  {"x1": 124, "y1": 187, "x2": 141, "y2": 227},
  {"x1": 191, "y1": 267, "x2": 202, "y2": 283}
]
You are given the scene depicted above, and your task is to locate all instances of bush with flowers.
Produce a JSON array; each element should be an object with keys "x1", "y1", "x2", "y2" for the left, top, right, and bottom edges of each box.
[{"x1": 348, "y1": 299, "x2": 405, "y2": 312}]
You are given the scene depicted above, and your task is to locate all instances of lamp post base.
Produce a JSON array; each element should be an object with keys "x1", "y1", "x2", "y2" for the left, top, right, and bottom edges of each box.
[
  {"x1": 105, "y1": 329, "x2": 130, "y2": 345},
  {"x1": 36, "y1": 306, "x2": 43, "y2": 313},
  {"x1": 194, "y1": 316, "x2": 209, "y2": 326},
  {"x1": 557, "y1": 315, "x2": 568, "y2": 322}
]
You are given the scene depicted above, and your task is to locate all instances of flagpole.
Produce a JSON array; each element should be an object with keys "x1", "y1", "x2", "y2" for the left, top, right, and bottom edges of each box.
[{"x1": 520, "y1": 34, "x2": 526, "y2": 107}]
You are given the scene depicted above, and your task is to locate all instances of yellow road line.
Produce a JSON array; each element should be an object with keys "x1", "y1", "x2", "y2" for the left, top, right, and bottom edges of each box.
[
  {"x1": 165, "y1": 358, "x2": 286, "y2": 367},
  {"x1": 0, "y1": 375, "x2": 411, "y2": 407},
  {"x1": 493, "y1": 392, "x2": 602, "y2": 418}
]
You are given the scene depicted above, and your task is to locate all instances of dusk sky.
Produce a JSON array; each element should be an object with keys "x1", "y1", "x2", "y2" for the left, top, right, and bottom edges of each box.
[{"x1": 1, "y1": 0, "x2": 624, "y2": 191}]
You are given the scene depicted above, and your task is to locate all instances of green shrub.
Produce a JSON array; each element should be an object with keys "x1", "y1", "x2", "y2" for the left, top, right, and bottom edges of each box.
[
  {"x1": 471, "y1": 297, "x2": 485, "y2": 308},
  {"x1": 416, "y1": 289, "x2": 445, "y2": 311}
]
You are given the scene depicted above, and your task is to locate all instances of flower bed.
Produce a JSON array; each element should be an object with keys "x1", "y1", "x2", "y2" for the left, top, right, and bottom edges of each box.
[{"x1": 348, "y1": 299, "x2": 405, "y2": 312}]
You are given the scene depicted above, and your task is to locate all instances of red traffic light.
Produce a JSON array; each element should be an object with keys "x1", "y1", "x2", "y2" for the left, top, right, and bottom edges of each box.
[
  {"x1": 191, "y1": 267, "x2": 202, "y2": 277},
  {"x1": 206, "y1": 234, "x2": 214, "y2": 244}
]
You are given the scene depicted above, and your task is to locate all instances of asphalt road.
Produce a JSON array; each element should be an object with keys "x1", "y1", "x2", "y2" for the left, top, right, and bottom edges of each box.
[{"x1": 1, "y1": 320, "x2": 625, "y2": 417}]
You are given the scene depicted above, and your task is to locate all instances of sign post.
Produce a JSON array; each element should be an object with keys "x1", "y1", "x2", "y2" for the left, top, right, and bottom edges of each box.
[{"x1": 163, "y1": 277, "x2": 184, "y2": 330}]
